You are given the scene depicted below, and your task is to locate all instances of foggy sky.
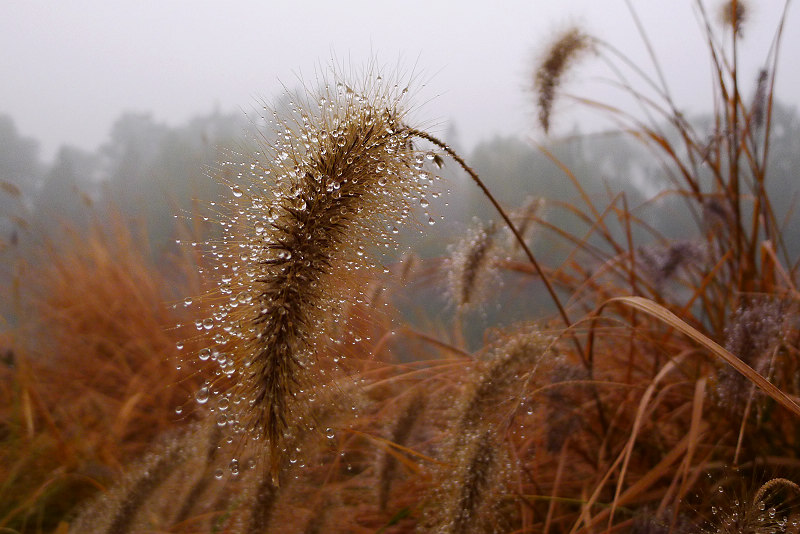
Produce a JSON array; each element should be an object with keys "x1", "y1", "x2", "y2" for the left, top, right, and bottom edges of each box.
[{"x1": 2, "y1": 1, "x2": 798, "y2": 160}]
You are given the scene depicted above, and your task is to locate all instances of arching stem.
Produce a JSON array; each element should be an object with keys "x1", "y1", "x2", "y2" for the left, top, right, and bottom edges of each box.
[
  {"x1": 410, "y1": 129, "x2": 606, "y2": 431},
  {"x1": 410, "y1": 131, "x2": 572, "y2": 327}
]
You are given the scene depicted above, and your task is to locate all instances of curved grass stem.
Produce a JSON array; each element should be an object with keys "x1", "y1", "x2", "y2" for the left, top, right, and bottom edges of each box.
[{"x1": 408, "y1": 130, "x2": 573, "y2": 331}]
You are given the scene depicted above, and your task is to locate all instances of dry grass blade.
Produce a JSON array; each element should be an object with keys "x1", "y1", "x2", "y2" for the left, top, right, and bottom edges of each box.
[
  {"x1": 606, "y1": 354, "x2": 684, "y2": 528},
  {"x1": 605, "y1": 296, "x2": 800, "y2": 417}
]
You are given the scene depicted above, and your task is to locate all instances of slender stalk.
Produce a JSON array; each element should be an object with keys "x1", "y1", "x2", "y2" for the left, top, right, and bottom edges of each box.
[
  {"x1": 408, "y1": 129, "x2": 573, "y2": 332},
  {"x1": 410, "y1": 130, "x2": 608, "y2": 432}
]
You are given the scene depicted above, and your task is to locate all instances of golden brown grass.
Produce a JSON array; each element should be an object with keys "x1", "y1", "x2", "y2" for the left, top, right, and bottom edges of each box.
[
  {"x1": 0, "y1": 213, "x2": 208, "y2": 532},
  {"x1": 3, "y1": 1, "x2": 800, "y2": 532}
]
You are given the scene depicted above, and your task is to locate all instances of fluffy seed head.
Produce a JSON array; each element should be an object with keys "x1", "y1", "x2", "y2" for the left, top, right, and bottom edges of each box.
[
  {"x1": 637, "y1": 240, "x2": 706, "y2": 289},
  {"x1": 377, "y1": 394, "x2": 425, "y2": 510},
  {"x1": 719, "y1": 0, "x2": 748, "y2": 37},
  {"x1": 445, "y1": 219, "x2": 500, "y2": 311},
  {"x1": 751, "y1": 69, "x2": 769, "y2": 130},
  {"x1": 698, "y1": 477, "x2": 800, "y2": 534},
  {"x1": 534, "y1": 27, "x2": 592, "y2": 133},
  {"x1": 200, "y1": 65, "x2": 433, "y2": 482},
  {"x1": 454, "y1": 328, "x2": 547, "y2": 441},
  {"x1": 438, "y1": 429, "x2": 513, "y2": 534}
]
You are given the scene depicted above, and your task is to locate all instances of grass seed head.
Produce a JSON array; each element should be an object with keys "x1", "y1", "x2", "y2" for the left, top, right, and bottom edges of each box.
[
  {"x1": 719, "y1": 0, "x2": 748, "y2": 37},
  {"x1": 751, "y1": 69, "x2": 769, "y2": 131},
  {"x1": 445, "y1": 218, "x2": 501, "y2": 311},
  {"x1": 698, "y1": 477, "x2": 800, "y2": 534},
  {"x1": 201, "y1": 65, "x2": 433, "y2": 483},
  {"x1": 439, "y1": 429, "x2": 512, "y2": 534},
  {"x1": 453, "y1": 327, "x2": 548, "y2": 450},
  {"x1": 534, "y1": 26, "x2": 592, "y2": 133}
]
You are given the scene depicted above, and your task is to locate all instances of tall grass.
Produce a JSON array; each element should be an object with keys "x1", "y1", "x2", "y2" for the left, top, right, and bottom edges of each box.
[
  {"x1": 2, "y1": 0, "x2": 800, "y2": 532},
  {"x1": 0, "y1": 213, "x2": 209, "y2": 532}
]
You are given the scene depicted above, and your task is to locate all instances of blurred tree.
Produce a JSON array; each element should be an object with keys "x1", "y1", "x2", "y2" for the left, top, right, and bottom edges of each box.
[
  {"x1": 99, "y1": 110, "x2": 245, "y2": 263},
  {"x1": 0, "y1": 114, "x2": 42, "y2": 193},
  {"x1": 34, "y1": 146, "x2": 100, "y2": 234},
  {"x1": 0, "y1": 115, "x2": 43, "y2": 326},
  {"x1": 0, "y1": 114, "x2": 43, "y2": 238}
]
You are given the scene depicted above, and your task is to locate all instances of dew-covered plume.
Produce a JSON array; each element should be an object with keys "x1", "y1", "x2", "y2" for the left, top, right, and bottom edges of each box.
[
  {"x1": 195, "y1": 64, "x2": 437, "y2": 483},
  {"x1": 435, "y1": 429, "x2": 513, "y2": 534},
  {"x1": 698, "y1": 477, "x2": 800, "y2": 534},
  {"x1": 453, "y1": 328, "x2": 547, "y2": 441},
  {"x1": 445, "y1": 219, "x2": 501, "y2": 311}
]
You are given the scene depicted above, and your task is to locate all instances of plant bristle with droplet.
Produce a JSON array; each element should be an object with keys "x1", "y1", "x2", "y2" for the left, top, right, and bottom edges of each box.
[{"x1": 200, "y1": 67, "x2": 431, "y2": 484}]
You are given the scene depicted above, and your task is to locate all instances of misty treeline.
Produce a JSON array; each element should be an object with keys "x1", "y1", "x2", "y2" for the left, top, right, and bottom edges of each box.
[{"x1": 2, "y1": 98, "x2": 800, "y2": 288}]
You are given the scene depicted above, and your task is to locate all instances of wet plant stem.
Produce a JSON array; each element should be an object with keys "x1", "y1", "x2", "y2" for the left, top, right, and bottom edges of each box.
[
  {"x1": 409, "y1": 132, "x2": 572, "y2": 330},
  {"x1": 409, "y1": 131, "x2": 604, "y2": 434}
]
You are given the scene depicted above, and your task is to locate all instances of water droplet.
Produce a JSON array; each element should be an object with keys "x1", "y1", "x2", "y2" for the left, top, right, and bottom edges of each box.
[
  {"x1": 202, "y1": 318, "x2": 214, "y2": 330},
  {"x1": 337, "y1": 136, "x2": 346, "y2": 147},
  {"x1": 213, "y1": 468, "x2": 224, "y2": 480},
  {"x1": 427, "y1": 216, "x2": 436, "y2": 226},
  {"x1": 230, "y1": 458, "x2": 240, "y2": 476},
  {"x1": 176, "y1": 341, "x2": 184, "y2": 350},
  {"x1": 419, "y1": 197, "x2": 429, "y2": 208},
  {"x1": 183, "y1": 297, "x2": 193, "y2": 307},
  {"x1": 231, "y1": 186, "x2": 243, "y2": 198},
  {"x1": 199, "y1": 348, "x2": 211, "y2": 361},
  {"x1": 175, "y1": 406, "x2": 183, "y2": 415},
  {"x1": 195, "y1": 386, "x2": 210, "y2": 404}
]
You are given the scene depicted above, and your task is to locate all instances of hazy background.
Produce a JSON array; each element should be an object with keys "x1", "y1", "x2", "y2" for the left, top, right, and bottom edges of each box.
[{"x1": 3, "y1": 0, "x2": 798, "y2": 160}]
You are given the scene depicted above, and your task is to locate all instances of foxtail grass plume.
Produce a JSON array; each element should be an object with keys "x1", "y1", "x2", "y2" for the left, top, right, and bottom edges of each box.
[
  {"x1": 445, "y1": 219, "x2": 500, "y2": 311},
  {"x1": 453, "y1": 327, "x2": 547, "y2": 441},
  {"x1": 719, "y1": 0, "x2": 748, "y2": 37},
  {"x1": 377, "y1": 394, "x2": 425, "y2": 510},
  {"x1": 699, "y1": 477, "x2": 800, "y2": 534},
  {"x1": 201, "y1": 64, "x2": 435, "y2": 483},
  {"x1": 751, "y1": 69, "x2": 769, "y2": 130},
  {"x1": 437, "y1": 429, "x2": 513, "y2": 534},
  {"x1": 534, "y1": 27, "x2": 592, "y2": 133}
]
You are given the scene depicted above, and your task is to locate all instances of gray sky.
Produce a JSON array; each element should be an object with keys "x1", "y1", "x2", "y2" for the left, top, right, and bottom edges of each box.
[{"x1": 2, "y1": 1, "x2": 798, "y2": 160}]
